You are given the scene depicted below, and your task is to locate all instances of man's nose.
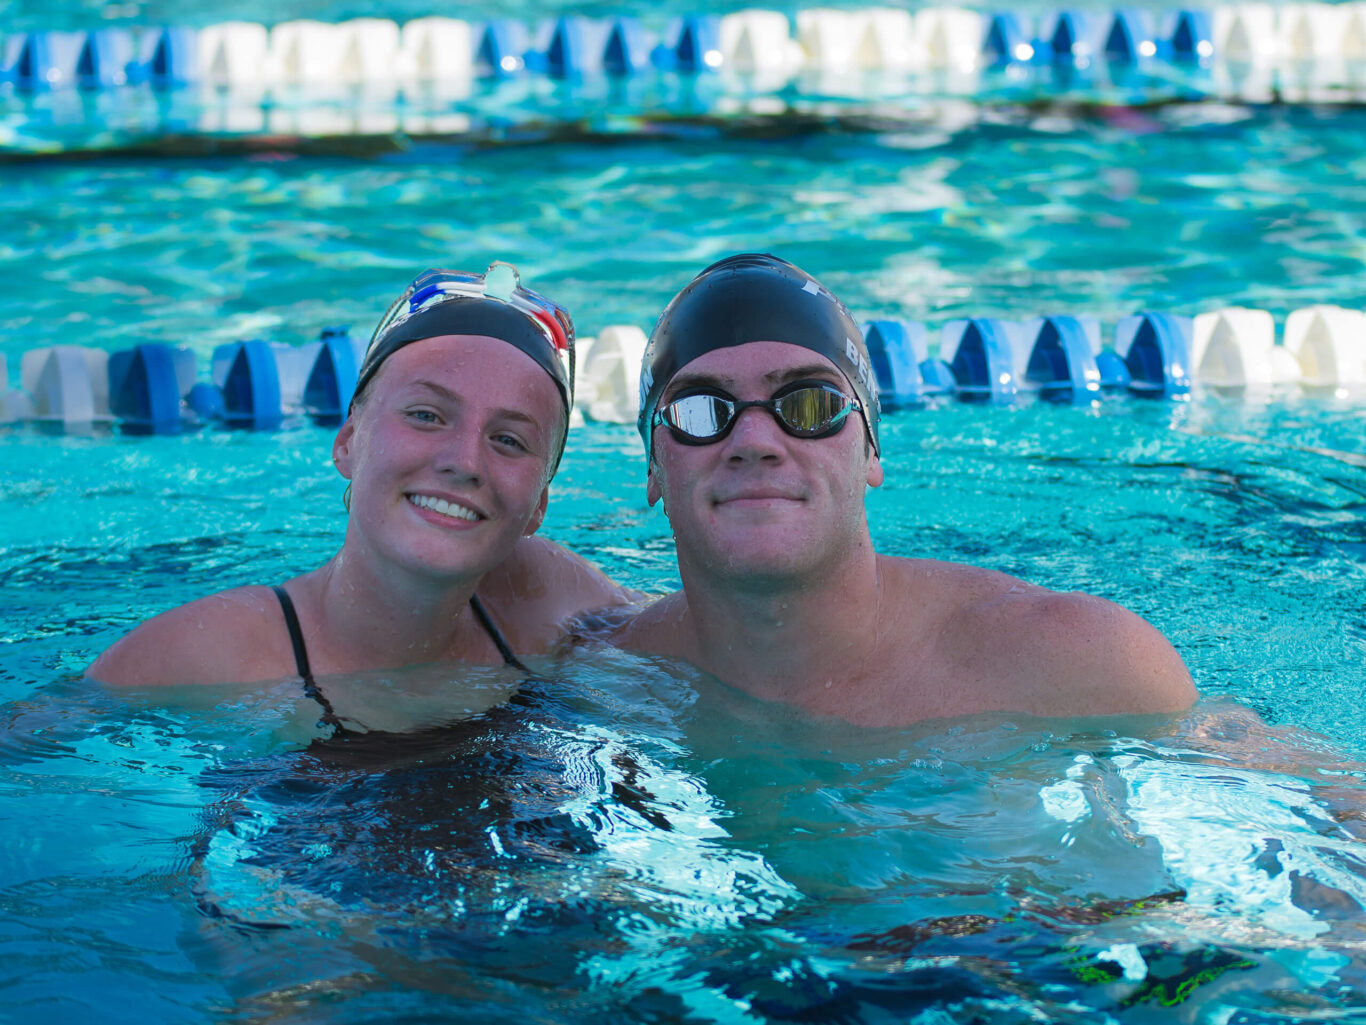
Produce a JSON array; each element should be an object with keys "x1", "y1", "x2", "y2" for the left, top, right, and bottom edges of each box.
[{"x1": 722, "y1": 405, "x2": 786, "y2": 460}]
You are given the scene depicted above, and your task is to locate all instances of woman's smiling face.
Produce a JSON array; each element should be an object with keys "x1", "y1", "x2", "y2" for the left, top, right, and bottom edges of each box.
[{"x1": 334, "y1": 333, "x2": 564, "y2": 584}]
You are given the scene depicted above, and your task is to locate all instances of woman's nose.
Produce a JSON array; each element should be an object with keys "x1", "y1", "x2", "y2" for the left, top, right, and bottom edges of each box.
[{"x1": 434, "y1": 428, "x2": 485, "y2": 485}]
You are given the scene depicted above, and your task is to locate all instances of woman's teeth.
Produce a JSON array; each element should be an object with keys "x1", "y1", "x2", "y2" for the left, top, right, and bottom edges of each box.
[{"x1": 409, "y1": 494, "x2": 479, "y2": 521}]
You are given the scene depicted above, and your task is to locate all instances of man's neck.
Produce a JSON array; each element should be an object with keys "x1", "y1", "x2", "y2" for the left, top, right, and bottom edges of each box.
[{"x1": 679, "y1": 543, "x2": 884, "y2": 705}]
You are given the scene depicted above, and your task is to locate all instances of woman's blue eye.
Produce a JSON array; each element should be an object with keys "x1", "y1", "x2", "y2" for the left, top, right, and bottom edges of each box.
[
  {"x1": 406, "y1": 408, "x2": 439, "y2": 424},
  {"x1": 494, "y1": 433, "x2": 527, "y2": 451}
]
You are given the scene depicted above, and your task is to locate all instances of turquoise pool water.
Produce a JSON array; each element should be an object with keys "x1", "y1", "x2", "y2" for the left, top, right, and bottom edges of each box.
[{"x1": 3, "y1": 92, "x2": 1366, "y2": 1021}]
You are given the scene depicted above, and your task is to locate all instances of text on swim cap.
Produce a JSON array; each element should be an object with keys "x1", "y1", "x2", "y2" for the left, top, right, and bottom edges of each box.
[
  {"x1": 845, "y1": 336, "x2": 876, "y2": 396},
  {"x1": 639, "y1": 365, "x2": 654, "y2": 413}
]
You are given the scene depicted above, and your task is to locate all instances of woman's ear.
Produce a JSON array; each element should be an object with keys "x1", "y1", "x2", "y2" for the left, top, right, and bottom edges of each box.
[
  {"x1": 333, "y1": 417, "x2": 356, "y2": 479},
  {"x1": 524, "y1": 487, "x2": 549, "y2": 537}
]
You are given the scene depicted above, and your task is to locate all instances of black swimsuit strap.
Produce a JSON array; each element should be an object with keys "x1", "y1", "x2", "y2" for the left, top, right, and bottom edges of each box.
[
  {"x1": 469, "y1": 593, "x2": 532, "y2": 675},
  {"x1": 271, "y1": 585, "x2": 343, "y2": 728},
  {"x1": 273, "y1": 586, "x2": 531, "y2": 730}
]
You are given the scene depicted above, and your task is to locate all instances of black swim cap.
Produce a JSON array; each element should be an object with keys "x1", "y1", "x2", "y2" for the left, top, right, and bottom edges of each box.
[
  {"x1": 354, "y1": 264, "x2": 575, "y2": 475},
  {"x1": 637, "y1": 253, "x2": 880, "y2": 454}
]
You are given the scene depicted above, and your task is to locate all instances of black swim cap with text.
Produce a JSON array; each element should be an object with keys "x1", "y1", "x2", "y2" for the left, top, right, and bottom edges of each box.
[{"x1": 637, "y1": 254, "x2": 880, "y2": 454}]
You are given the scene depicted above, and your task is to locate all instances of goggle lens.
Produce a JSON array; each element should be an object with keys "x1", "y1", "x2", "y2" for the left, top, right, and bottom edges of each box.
[
  {"x1": 775, "y1": 384, "x2": 849, "y2": 435},
  {"x1": 657, "y1": 383, "x2": 857, "y2": 445}
]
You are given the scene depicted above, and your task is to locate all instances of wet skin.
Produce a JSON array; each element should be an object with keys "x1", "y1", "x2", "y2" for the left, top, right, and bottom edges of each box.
[
  {"x1": 335, "y1": 333, "x2": 562, "y2": 588},
  {"x1": 646, "y1": 341, "x2": 882, "y2": 590},
  {"x1": 619, "y1": 341, "x2": 1195, "y2": 726}
]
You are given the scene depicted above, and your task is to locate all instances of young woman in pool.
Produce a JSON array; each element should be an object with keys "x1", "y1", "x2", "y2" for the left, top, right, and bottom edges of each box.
[{"x1": 88, "y1": 263, "x2": 633, "y2": 699}]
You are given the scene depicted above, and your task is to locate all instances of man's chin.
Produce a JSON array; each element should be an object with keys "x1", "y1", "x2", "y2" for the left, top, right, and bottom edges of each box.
[{"x1": 709, "y1": 544, "x2": 818, "y2": 588}]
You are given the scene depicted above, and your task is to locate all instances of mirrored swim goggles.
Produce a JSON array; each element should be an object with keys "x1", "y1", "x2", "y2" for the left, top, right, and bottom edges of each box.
[
  {"x1": 356, "y1": 262, "x2": 575, "y2": 411},
  {"x1": 653, "y1": 380, "x2": 864, "y2": 446}
]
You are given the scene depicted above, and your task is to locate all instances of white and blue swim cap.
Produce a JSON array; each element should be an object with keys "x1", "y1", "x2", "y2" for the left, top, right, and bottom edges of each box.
[{"x1": 637, "y1": 253, "x2": 880, "y2": 455}]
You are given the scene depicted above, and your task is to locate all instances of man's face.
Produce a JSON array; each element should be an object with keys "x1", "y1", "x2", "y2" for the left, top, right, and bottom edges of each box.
[{"x1": 648, "y1": 341, "x2": 883, "y2": 588}]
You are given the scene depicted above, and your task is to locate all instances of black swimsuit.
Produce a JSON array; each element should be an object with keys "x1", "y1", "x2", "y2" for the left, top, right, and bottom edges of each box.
[
  {"x1": 192, "y1": 590, "x2": 663, "y2": 933},
  {"x1": 270, "y1": 585, "x2": 531, "y2": 731}
]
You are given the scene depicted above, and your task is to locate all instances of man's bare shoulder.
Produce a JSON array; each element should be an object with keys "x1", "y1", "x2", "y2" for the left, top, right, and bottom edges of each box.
[
  {"x1": 930, "y1": 570, "x2": 1196, "y2": 717},
  {"x1": 877, "y1": 554, "x2": 1028, "y2": 607},
  {"x1": 86, "y1": 585, "x2": 292, "y2": 687},
  {"x1": 478, "y1": 536, "x2": 642, "y2": 652}
]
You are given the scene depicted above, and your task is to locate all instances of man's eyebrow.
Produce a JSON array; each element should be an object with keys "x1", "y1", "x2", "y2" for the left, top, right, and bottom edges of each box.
[
  {"x1": 661, "y1": 369, "x2": 734, "y2": 396},
  {"x1": 763, "y1": 363, "x2": 843, "y2": 386},
  {"x1": 663, "y1": 362, "x2": 842, "y2": 399}
]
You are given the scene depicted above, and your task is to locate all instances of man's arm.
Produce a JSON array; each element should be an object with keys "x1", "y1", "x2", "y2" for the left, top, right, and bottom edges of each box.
[{"x1": 480, "y1": 536, "x2": 645, "y2": 653}]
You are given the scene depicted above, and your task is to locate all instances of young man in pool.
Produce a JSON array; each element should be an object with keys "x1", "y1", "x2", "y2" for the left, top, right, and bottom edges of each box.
[{"x1": 614, "y1": 254, "x2": 1196, "y2": 726}]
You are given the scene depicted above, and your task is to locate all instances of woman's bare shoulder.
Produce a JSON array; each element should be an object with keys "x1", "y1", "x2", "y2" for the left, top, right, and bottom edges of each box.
[{"x1": 86, "y1": 585, "x2": 294, "y2": 687}]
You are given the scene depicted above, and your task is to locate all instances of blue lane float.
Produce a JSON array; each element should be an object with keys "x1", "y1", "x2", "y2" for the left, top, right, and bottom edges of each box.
[
  {"x1": 5, "y1": 31, "x2": 85, "y2": 91},
  {"x1": 77, "y1": 28, "x2": 141, "y2": 89},
  {"x1": 537, "y1": 16, "x2": 655, "y2": 78},
  {"x1": 604, "y1": 18, "x2": 653, "y2": 77},
  {"x1": 863, "y1": 319, "x2": 954, "y2": 408},
  {"x1": 1170, "y1": 9, "x2": 1215, "y2": 60},
  {"x1": 1023, "y1": 315, "x2": 1103, "y2": 403},
  {"x1": 1115, "y1": 313, "x2": 1193, "y2": 397},
  {"x1": 475, "y1": 19, "x2": 531, "y2": 77},
  {"x1": 1, "y1": 304, "x2": 1362, "y2": 435},
  {"x1": 655, "y1": 16, "x2": 722, "y2": 73},
  {"x1": 942, "y1": 318, "x2": 1023, "y2": 403},
  {"x1": 301, "y1": 328, "x2": 360, "y2": 424},
  {"x1": 108, "y1": 343, "x2": 195, "y2": 433},
  {"x1": 144, "y1": 26, "x2": 197, "y2": 88},
  {"x1": 1046, "y1": 11, "x2": 1097, "y2": 63},
  {"x1": 541, "y1": 17, "x2": 605, "y2": 78},
  {"x1": 214, "y1": 339, "x2": 282, "y2": 429},
  {"x1": 1105, "y1": 9, "x2": 1162, "y2": 63},
  {"x1": 984, "y1": 13, "x2": 1033, "y2": 66},
  {"x1": 1095, "y1": 349, "x2": 1132, "y2": 392}
]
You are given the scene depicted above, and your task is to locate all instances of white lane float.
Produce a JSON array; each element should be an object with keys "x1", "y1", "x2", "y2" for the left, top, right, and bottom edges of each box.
[
  {"x1": 20, "y1": 345, "x2": 111, "y2": 427},
  {"x1": 720, "y1": 10, "x2": 803, "y2": 77},
  {"x1": 576, "y1": 325, "x2": 646, "y2": 425},
  {"x1": 1192, "y1": 307, "x2": 1301, "y2": 388},
  {"x1": 1283, "y1": 305, "x2": 1366, "y2": 389},
  {"x1": 398, "y1": 18, "x2": 475, "y2": 82}
]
